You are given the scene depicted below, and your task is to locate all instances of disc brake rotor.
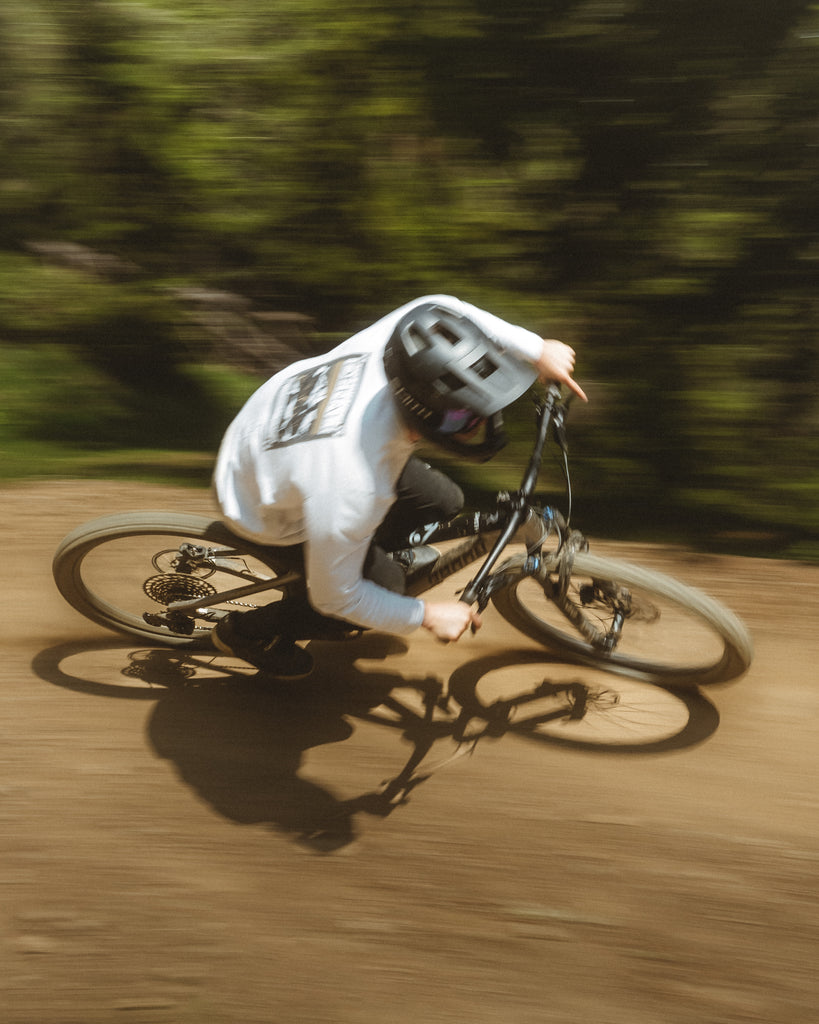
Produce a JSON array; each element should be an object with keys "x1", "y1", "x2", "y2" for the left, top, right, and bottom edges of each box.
[{"x1": 143, "y1": 573, "x2": 217, "y2": 606}]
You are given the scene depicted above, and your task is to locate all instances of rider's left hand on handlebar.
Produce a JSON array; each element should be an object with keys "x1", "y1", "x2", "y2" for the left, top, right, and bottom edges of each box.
[{"x1": 536, "y1": 339, "x2": 588, "y2": 402}]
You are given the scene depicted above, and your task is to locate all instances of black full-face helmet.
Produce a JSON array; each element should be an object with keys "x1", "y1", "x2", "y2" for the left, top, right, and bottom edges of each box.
[{"x1": 383, "y1": 301, "x2": 538, "y2": 459}]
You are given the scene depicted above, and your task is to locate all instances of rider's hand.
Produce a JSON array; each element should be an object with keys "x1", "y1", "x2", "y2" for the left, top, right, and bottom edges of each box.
[
  {"x1": 421, "y1": 600, "x2": 482, "y2": 642},
  {"x1": 536, "y1": 339, "x2": 588, "y2": 402}
]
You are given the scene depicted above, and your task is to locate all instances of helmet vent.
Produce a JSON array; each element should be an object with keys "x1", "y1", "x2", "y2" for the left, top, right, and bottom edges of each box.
[
  {"x1": 470, "y1": 355, "x2": 498, "y2": 379},
  {"x1": 406, "y1": 325, "x2": 429, "y2": 351},
  {"x1": 435, "y1": 324, "x2": 461, "y2": 345},
  {"x1": 439, "y1": 371, "x2": 463, "y2": 391}
]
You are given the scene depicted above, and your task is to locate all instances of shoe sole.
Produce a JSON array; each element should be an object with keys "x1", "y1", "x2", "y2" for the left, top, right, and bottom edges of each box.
[
  {"x1": 211, "y1": 629, "x2": 236, "y2": 657},
  {"x1": 212, "y1": 626, "x2": 314, "y2": 680}
]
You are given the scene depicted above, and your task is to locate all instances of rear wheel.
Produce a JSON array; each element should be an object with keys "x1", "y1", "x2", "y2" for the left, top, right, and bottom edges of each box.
[
  {"x1": 491, "y1": 551, "x2": 753, "y2": 687},
  {"x1": 53, "y1": 512, "x2": 300, "y2": 648}
]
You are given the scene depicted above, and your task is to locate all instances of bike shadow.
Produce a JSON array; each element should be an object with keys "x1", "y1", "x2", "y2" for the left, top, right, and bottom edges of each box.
[
  {"x1": 31, "y1": 636, "x2": 720, "y2": 852},
  {"x1": 32, "y1": 634, "x2": 452, "y2": 852}
]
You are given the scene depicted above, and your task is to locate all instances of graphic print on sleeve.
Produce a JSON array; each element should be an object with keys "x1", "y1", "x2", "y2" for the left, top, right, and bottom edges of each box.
[{"x1": 264, "y1": 355, "x2": 367, "y2": 449}]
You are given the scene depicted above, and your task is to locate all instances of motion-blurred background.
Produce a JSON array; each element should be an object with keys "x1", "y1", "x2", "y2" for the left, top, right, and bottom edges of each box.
[{"x1": 1, "y1": 0, "x2": 816, "y2": 557}]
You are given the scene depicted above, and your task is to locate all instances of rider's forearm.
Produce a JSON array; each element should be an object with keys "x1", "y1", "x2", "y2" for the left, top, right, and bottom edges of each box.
[
  {"x1": 310, "y1": 576, "x2": 426, "y2": 635},
  {"x1": 304, "y1": 531, "x2": 426, "y2": 634}
]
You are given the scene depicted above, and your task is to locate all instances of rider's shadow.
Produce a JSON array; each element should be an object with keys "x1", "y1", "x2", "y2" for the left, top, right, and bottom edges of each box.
[
  {"x1": 33, "y1": 634, "x2": 445, "y2": 853},
  {"x1": 32, "y1": 636, "x2": 720, "y2": 852},
  {"x1": 148, "y1": 676, "x2": 360, "y2": 846}
]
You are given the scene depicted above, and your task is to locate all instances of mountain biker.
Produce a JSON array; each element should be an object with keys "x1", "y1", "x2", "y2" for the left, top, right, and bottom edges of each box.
[{"x1": 212, "y1": 295, "x2": 586, "y2": 677}]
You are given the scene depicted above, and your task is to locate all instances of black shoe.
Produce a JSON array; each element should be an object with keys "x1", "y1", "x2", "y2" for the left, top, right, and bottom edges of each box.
[
  {"x1": 390, "y1": 544, "x2": 440, "y2": 577},
  {"x1": 212, "y1": 612, "x2": 314, "y2": 679}
]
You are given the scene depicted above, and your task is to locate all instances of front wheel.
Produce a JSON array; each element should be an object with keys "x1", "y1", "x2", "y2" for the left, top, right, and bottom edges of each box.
[
  {"x1": 491, "y1": 551, "x2": 753, "y2": 687},
  {"x1": 53, "y1": 512, "x2": 300, "y2": 649}
]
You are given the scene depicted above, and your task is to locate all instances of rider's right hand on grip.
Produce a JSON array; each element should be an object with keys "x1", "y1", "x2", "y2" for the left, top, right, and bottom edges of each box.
[{"x1": 422, "y1": 599, "x2": 482, "y2": 642}]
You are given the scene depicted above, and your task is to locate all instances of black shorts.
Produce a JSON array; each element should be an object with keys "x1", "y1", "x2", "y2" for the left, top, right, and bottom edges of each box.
[{"x1": 366, "y1": 457, "x2": 464, "y2": 594}]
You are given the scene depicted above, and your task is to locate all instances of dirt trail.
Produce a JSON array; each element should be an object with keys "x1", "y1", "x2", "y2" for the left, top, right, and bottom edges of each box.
[{"x1": 2, "y1": 481, "x2": 818, "y2": 1024}]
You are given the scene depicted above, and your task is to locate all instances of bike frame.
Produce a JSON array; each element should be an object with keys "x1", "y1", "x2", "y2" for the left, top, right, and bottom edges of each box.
[{"x1": 162, "y1": 385, "x2": 570, "y2": 622}]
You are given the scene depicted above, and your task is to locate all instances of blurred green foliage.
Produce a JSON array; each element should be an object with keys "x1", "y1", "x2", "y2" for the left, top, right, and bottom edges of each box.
[{"x1": 1, "y1": 0, "x2": 818, "y2": 555}]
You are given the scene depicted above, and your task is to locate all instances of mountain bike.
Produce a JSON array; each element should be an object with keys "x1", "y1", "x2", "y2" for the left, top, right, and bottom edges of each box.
[{"x1": 52, "y1": 384, "x2": 753, "y2": 689}]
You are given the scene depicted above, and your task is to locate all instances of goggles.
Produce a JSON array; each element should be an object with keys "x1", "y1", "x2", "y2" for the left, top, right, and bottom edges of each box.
[{"x1": 438, "y1": 408, "x2": 484, "y2": 436}]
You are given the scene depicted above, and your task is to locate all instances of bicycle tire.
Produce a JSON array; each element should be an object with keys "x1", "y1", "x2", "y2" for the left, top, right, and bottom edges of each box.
[
  {"x1": 490, "y1": 551, "x2": 753, "y2": 687},
  {"x1": 53, "y1": 511, "x2": 298, "y2": 649}
]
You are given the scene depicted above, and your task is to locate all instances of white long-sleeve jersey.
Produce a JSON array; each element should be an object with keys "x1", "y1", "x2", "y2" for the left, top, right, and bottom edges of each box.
[{"x1": 213, "y1": 295, "x2": 545, "y2": 635}]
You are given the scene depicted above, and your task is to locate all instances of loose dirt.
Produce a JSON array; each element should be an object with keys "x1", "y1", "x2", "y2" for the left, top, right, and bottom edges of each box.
[{"x1": 2, "y1": 481, "x2": 817, "y2": 1024}]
